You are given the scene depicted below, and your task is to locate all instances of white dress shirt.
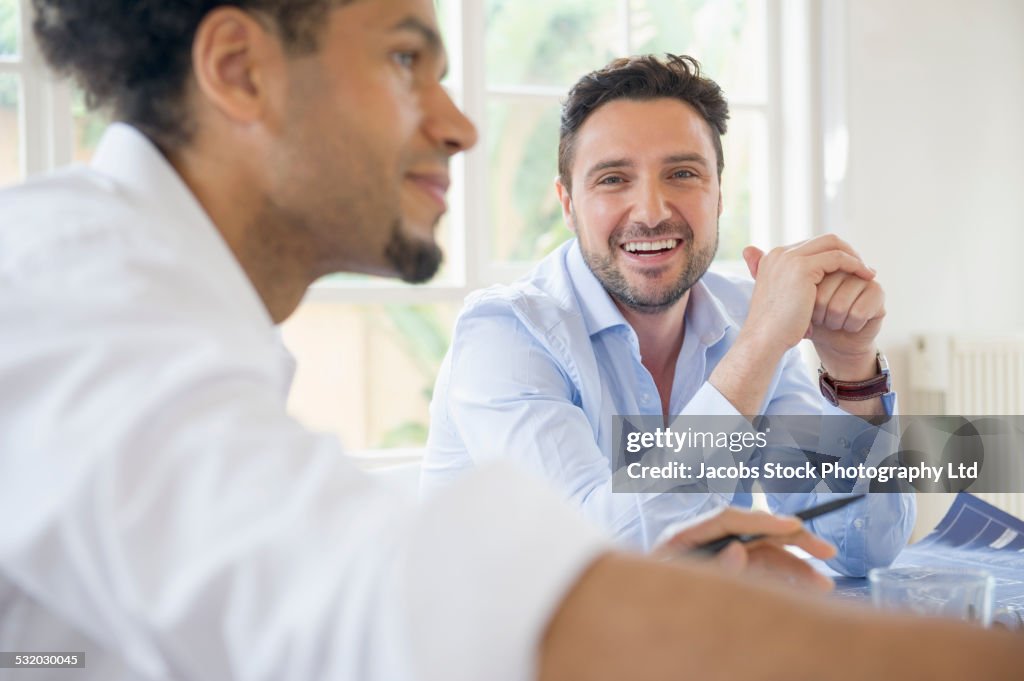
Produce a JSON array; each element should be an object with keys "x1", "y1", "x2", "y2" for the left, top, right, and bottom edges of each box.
[{"x1": 0, "y1": 123, "x2": 608, "y2": 681}]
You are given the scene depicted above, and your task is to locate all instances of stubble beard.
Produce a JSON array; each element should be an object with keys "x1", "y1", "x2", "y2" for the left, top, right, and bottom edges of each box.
[{"x1": 579, "y1": 218, "x2": 719, "y2": 315}]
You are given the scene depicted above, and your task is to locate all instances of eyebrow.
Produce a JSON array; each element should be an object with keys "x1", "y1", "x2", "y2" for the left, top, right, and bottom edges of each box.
[
  {"x1": 390, "y1": 15, "x2": 449, "y2": 79},
  {"x1": 584, "y1": 153, "x2": 710, "y2": 182}
]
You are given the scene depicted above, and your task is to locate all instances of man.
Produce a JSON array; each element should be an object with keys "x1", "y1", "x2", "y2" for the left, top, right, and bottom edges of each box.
[
  {"x1": 422, "y1": 54, "x2": 914, "y2": 577},
  {"x1": 0, "y1": 3, "x2": 1018, "y2": 680}
]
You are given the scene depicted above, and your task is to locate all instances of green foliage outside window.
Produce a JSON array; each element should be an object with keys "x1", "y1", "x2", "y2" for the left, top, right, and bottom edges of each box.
[
  {"x1": 0, "y1": 0, "x2": 18, "y2": 109},
  {"x1": 0, "y1": 0, "x2": 17, "y2": 57}
]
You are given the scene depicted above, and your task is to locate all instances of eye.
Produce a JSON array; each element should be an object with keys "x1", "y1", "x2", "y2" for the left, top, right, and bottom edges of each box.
[
  {"x1": 392, "y1": 50, "x2": 420, "y2": 70},
  {"x1": 671, "y1": 169, "x2": 696, "y2": 179},
  {"x1": 597, "y1": 175, "x2": 625, "y2": 185}
]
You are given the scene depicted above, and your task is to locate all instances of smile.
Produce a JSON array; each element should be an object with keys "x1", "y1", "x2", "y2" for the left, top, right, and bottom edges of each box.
[
  {"x1": 621, "y1": 239, "x2": 680, "y2": 255},
  {"x1": 406, "y1": 173, "x2": 450, "y2": 212}
]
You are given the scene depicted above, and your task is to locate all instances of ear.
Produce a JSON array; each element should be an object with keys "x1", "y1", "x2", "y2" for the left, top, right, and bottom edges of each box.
[
  {"x1": 555, "y1": 176, "x2": 577, "y2": 233},
  {"x1": 191, "y1": 7, "x2": 286, "y2": 129},
  {"x1": 718, "y1": 187, "x2": 724, "y2": 217}
]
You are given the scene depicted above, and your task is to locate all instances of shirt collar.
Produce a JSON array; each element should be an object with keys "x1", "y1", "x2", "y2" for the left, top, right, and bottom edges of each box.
[
  {"x1": 685, "y1": 277, "x2": 732, "y2": 347},
  {"x1": 90, "y1": 123, "x2": 274, "y2": 330},
  {"x1": 566, "y1": 240, "x2": 631, "y2": 336},
  {"x1": 565, "y1": 238, "x2": 732, "y2": 347}
]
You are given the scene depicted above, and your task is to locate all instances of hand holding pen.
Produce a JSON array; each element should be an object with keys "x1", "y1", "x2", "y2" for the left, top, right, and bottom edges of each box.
[{"x1": 654, "y1": 495, "x2": 865, "y2": 592}]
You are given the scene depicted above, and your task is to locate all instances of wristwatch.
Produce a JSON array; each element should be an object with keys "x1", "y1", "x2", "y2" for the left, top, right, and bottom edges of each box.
[{"x1": 818, "y1": 351, "x2": 891, "y2": 406}]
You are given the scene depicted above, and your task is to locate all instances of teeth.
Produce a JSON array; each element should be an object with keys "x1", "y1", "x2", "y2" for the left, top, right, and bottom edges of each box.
[{"x1": 623, "y1": 239, "x2": 679, "y2": 253}]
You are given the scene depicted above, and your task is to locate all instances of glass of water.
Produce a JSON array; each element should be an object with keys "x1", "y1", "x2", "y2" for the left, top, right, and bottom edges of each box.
[{"x1": 869, "y1": 567, "x2": 994, "y2": 626}]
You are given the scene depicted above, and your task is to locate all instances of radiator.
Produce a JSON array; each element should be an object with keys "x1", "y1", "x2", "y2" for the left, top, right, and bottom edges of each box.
[{"x1": 908, "y1": 334, "x2": 1024, "y2": 518}]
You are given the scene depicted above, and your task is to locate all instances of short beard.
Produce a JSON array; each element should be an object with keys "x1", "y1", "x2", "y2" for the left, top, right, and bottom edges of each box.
[
  {"x1": 384, "y1": 220, "x2": 444, "y2": 283},
  {"x1": 580, "y1": 218, "x2": 718, "y2": 315}
]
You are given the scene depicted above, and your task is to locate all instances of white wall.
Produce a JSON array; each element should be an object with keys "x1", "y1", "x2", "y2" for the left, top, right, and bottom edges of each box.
[
  {"x1": 839, "y1": 0, "x2": 1024, "y2": 343},
  {"x1": 835, "y1": 0, "x2": 1024, "y2": 536}
]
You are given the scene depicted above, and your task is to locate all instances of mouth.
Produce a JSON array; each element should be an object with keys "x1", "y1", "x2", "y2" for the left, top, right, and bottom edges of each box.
[
  {"x1": 619, "y1": 238, "x2": 682, "y2": 261},
  {"x1": 406, "y1": 172, "x2": 450, "y2": 213}
]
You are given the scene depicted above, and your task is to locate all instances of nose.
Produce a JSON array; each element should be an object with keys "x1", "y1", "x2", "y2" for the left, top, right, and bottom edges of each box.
[
  {"x1": 631, "y1": 178, "x2": 673, "y2": 228},
  {"x1": 424, "y1": 84, "x2": 478, "y2": 156}
]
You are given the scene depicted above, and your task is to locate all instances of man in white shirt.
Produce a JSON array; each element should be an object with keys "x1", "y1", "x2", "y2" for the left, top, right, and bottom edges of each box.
[{"x1": 0, "y1": 1, "x2": 1020, "y2": 680}]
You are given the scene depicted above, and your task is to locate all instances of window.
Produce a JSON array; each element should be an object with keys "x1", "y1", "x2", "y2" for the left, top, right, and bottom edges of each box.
[
  {"x1": 0, "y1": 0, "x2": 108, "y2": 182},
  {"x1": 9, "y1": 0, "x2": 815, "y2": 453},
  {"x1": 295, "y1": 0, "x2": 798, "y2": 452}
]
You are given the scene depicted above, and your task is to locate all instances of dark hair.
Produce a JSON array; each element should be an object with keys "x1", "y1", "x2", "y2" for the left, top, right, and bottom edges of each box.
[
  {"x1": 31, "y1": 1, "x2": 347, "y2": 151},
  {"x1": 558, "y1": 53, "x2": 729, "y2": 193}
]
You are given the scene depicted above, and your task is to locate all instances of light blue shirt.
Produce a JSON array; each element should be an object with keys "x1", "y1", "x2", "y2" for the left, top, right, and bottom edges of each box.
[{"x1": 423, "y1": 240, "x2": 915, "y2": 576}]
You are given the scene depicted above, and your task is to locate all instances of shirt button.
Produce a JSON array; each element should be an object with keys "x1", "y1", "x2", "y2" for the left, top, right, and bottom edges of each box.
[
  {"x1": 838, "y1": 437, "x2": 850, "y2": 449},
  {"x1": 854, "y1": 518, "x2": 865, "y2": 529},
  {"x1": 640, "y1": 393, "x2": 651, "y2": 403}
]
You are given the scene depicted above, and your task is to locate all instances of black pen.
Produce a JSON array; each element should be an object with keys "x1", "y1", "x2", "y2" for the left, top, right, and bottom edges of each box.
[{"x1": 693, "y1": 494, "x2": 866, "y2": 556}]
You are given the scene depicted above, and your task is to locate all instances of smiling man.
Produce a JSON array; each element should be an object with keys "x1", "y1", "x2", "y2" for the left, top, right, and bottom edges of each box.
[
  {"x1": 423, "y1": 54, "x2": 915, "y2": 576},
  {"x1": 1, "y1": 5, "x2": 1018, "y2": 681}
]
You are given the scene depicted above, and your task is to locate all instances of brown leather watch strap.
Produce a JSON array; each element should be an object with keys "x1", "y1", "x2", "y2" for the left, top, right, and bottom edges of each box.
[{"x1": 818, "y1": 352, "x2": 891, "y2": 406}]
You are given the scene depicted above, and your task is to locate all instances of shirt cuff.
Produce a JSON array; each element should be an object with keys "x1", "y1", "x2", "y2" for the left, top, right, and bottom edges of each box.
[
  {"x1": 679, "y1": 382, "x2": 742, "y2": 417},
  {"x1": 399, "y1": 462, "x2": 611, "y2": 681}
]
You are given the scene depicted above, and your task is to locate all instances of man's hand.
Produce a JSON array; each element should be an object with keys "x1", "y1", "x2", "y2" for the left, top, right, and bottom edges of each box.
[
  {"x1": 653, "y1": 506, "x2": 837, "y2": 592},
  {"x1": 741, "y1": 235, "x2": 884, "y2": 382},
  {"x1": 711, "y1": 234, "x2": 878, "y2": 415}
]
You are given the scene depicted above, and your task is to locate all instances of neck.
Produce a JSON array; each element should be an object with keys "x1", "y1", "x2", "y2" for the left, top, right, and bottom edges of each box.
[
  {"x1": 168, "y1": 141, "x2": 315, "y2": 325},
  {"x1": 616, "y1": 290, "x2": 690, "y2": 379}
]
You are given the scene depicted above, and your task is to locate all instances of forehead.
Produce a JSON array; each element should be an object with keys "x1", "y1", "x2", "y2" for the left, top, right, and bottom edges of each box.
[
  {"x1": 570, "y1": 98, "x2": 717, "y2": 171},
  {"x1": 327, "y1": 0, "x2": 440, "y2": 43}
]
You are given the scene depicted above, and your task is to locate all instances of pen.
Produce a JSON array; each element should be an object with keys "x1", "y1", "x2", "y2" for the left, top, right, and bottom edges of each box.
[{"x1": 692, "y1": 493, "x2": 866, "y2": 556}]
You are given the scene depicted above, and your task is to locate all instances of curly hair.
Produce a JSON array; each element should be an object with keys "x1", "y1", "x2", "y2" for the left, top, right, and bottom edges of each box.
[
  {"x1": 32, "y1": 1, "x2": 348, "y2": 151},
  {"x1": 558, "y1": 54, "x2": 730, "y2": 193}
]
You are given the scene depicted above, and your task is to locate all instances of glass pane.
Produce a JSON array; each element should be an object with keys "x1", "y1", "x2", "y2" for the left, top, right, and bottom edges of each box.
[
  {"x1": 718, "y1": 109, "x2": 768, "y2": 261},
  {"x1": 0, "y1": 73, "x2": 20, "y2": 185},
  {"x1": 72, "y1": 89, "x2": 110, "y2": 163},
  {"x1": 486, "y1": 0, "x2": 620, "y2": 88},
  {"x1": 630, "y1": 0, "x2": 766, "y2": 102},
  {"x1": 281, "y1": 302, "x2": 460, "y2": 450},
  {"x1": 435, "y1": 0, "x2": 455, "y2": 89},
  {"x1": 487, "y1": 96, "x2": 571, "y2": 264},
  {"x1": 435, "y1": 0, "x2": 454, "y2": 43},
  {"x1": 0, "y1": 0, "x2": 19, "y2": 58}
]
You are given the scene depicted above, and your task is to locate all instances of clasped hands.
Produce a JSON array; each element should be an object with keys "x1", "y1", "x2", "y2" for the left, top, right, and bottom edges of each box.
[{"x1": 741, "y1": 233, "x2": 885, "y2": 380}]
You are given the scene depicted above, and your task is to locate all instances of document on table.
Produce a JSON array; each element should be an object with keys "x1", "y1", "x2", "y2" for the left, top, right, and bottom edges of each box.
[{"x1": 830, "y1": 493, "x2": 1024, "y2": 628}]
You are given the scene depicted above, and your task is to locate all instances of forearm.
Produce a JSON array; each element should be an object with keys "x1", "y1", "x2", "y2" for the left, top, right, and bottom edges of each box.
[
  {"x1": 709, "y1": 330, "x2": 787, "y2": 416},
  {"x1": 541, "y1": 552, "x2": 1024, "y2": 681}
]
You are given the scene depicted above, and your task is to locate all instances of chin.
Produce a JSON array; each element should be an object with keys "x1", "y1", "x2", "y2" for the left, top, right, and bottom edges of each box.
[
  {"x1": 405, "y1": 214, "x2": 442, "y2": 242},
  {"x1": 386, "y1": 221, "x2": 444, "y2": 284}
]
